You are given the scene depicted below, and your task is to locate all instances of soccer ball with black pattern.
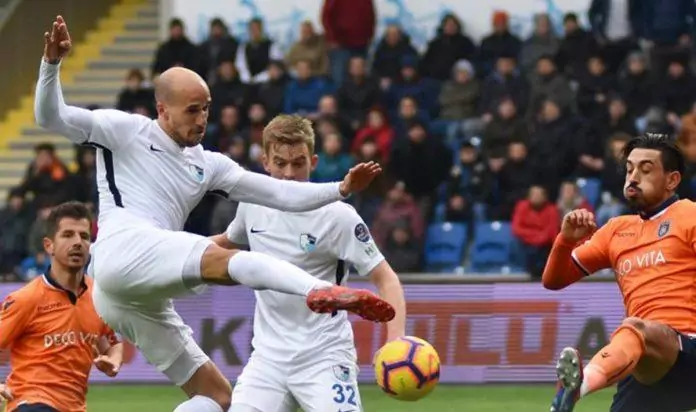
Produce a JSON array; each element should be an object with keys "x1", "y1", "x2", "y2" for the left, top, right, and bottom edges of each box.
[{"x1": 374, "y1": 336, "x2": 440, "y2": 401}]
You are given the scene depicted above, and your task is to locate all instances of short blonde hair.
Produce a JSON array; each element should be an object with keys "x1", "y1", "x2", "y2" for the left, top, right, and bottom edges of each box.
[{"x1": 262, "y1": 114, "x2": 316, "y2": 154}]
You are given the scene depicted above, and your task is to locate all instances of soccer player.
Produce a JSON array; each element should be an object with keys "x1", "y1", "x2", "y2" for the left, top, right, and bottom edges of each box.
[
  {"x1": 36, "y1": 16, "x2": 394, "y2": 412},
  {"x1": 544, "y1": 133, "x2": 696, "y2": 412},
  {"x1": 0, "y1": 202, "x2": 123, "y2": 412},
  {"x1": 212, "y1": 118, "x2": 406, "y2": 412}
]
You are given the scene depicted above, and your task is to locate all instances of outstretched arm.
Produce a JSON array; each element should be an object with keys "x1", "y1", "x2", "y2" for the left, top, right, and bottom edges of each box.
[
  {"x1": 34, "y1": 59, "x2": 96, "y2": 144},
  {"x1": 209, "y1": 152, "x2": 380, "y2": 212}
]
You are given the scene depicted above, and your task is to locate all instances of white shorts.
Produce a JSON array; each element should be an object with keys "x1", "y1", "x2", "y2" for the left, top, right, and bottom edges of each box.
[
  {"x1": 92, "y1": 284, "x2": 210, "y2": 386},
  {"x1": 90, "y1": 225, "x2": 212, "y2": 301},
  {"x1": 231, "y1": 353, "x2": 363, "y2": 412},
  {"x1": 89, "y1": 225, "x2": 213, "y2": 386}
]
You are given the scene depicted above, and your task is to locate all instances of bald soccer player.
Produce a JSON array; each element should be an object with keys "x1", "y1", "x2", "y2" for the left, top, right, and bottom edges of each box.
[{"x1": 34, "y1": 16, "x2": 395, "y2": 412}]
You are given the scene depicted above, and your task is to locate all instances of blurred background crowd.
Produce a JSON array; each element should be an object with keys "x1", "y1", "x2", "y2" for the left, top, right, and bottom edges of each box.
[{"x1": 4, "y1": 0, "x2": 696, "y2": 282}]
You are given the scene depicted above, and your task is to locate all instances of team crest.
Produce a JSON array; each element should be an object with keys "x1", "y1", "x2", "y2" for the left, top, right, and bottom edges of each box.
[
  {"x1": 658, "y1": 220, "x2": 671, "y2": 238},
  {"x1": 332, "y1": 365, "x2": 351, "y2": 382},
  {"x1": 299, "y1": 233, "x2": 317, "y2": 253},
  {"x1": 188, "y1": 164, "x2": 205, "y2": 182},
  {"x1": 354, "y1": 223, "x2": 371, "y2": 243}
]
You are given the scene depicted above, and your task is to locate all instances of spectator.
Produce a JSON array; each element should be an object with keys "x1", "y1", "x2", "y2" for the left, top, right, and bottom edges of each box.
[
  {"x1": 210, "y1": 61, "x2": 248, "y2": 123},
  {"x1": 658, "y1": 59, "x2": 696, "y2": 117},
  {"x1": 352, "y1": 107, "x2": 395, "y2": 163},
  {"x1": 490, "y1": 141, "x2": 533, "y2": 220},
  {"x1": 314, "y1": 95, "x2": 353, "y2": 140},
  {"x1": 235, "y1": 18, "x2": 283, "y2": 84},
  {"x1": 480, "y1": 55, "x2": 527, "y2": 117},
  {"x1": 313, "y1": 132, "x2": 354, "y2": 183},
  {"x1": 242, "y1": 102, "x2": 268, "y2": 146},
  {"x1": 483, "y1": 148, "x2": 510, "y2": 220},
  {"x1": 617, "y1": 51, "x2": 655, "y2": 118},
  {"x1": 444, "y1": 194, "x2": 472, "y2": 223},
  {"x1": 371, "y1": 24, "x2": 418, "y2": 84},
  {"x1": 203, "y1": 105, "x2": 244, "y2": 152},
  {"x1": 321, "y1": 0, "x2": 375, "y2": 85},
  {"x1": 588, "y1": 0, "x2": 640, "y2": 73},
  {"x1": 527, "y1": 99, "x2": 578, "y2": 198},
  {"x1": 385, "y1": 55, "x2": 437, "y2": 118},
  {"x1": 601, "y1": 132, "x2": 631, "y2": 203},
  {"x1": 26, "y1": 203, "x2": 53, "y2": 258},
  {"x1": 336, "y1": 56, "x2": 381, "y2": 129},
  {"x1": 381, "y1": 224, "x2": 422, "y2": 273},
  {"x1": 420, "y1": 13, "x2": 477, "y2": 81},
  {"x1": 285, "y1": 21, "x2": 329, "y2": 78},
  {"x1": 639, "y1": 0, "x2": 696, "y2": 78},
  {"x1": 116, "y1": 68, "x2": 155, "y2": 114},
  {"x1": 435, "y1": 59, "x2": 482, "y2": 142},
  {"x1": 390, "y1": 122, "x2": 452, "y2": 207},
  {"x1": 478, "y1": 10, "x2": 522, "y2": 74},
  {"x1": 392, "y1": 96, "x2": 430, "y2": 138},
  {"x1": 257, "y1": 61, "x2": 289, "y2": 117},
  {"x1": 679, "y1": 102, "x2": 696, "y2": 155},
  {"x1": 372, "y1": 181, "x2": 425, "y2": 248},
  {"x1": 520, "y1": 14, "x2": 560, "y2": 75},
  {"x1": 511, "y1": 185, "x2": 560, "y2": 279},
  {"x1": 151, "y1": 18, "x2": 199, "y2": 78},
  {"x1": 0, "y1": 189, "x2": 30, "y2": 276},
  {"x1": 353, "y1": 138, "x2": 391, "y2": 226},
  {"x1": 482, "y1": 98, "x2": 527, "y2": 155},
  {"x1": 557, "y1": 12, "x2": 600, "y2": 80},
  {"x1": 446, "y1": 142, "x2": 490, "y2": 206},
  {"x1": 71, "y1": 146, "x2": 98, "y2": 208},
  {"x1": 576, "y1": 55, "x2": 616, "y2": 120},
  {"x1": 198, "y1": 18, "x2": 239, "y2": 84},
  {"x1": 528, "y1": 55, "x2": 574, "y2": 115},
  {"x1": 17, "y1": 143, "x2": 71, "y2": 208},
  {"x1": 18, "y1": 251, "x2": 49, "y2": 282},
  {"x1": 556, "y1": 180, "x2": 594, "y2": 219},
  {"x1": 284, "y1": 60, "x2": 334, "y2": 116}
]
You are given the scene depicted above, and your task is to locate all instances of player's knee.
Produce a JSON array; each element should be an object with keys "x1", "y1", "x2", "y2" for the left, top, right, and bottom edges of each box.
[
  {"x1": 622, "y1": 317, "x2": 647, "y2": 332},
  {"x1": 199, "y1": 244, "x2": 237, "y2": 285}
]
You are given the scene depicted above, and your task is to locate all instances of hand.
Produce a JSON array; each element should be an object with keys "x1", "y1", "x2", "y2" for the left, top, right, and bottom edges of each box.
[
  {"x1": 0, "y1": 383, "x2": 12, "y2": 403},
  {"x1": 92, "y1": 344, "x2": 120, "y2": 377},
  {"x1": 338, "y1": 162, "x2": 382, "y2": 197},
  {"x1": 561, "y1": 209, "x2": 597, "y2": 243},
  {"x1": 43, "y1": 15, "x2": 72, "y2": 64}
]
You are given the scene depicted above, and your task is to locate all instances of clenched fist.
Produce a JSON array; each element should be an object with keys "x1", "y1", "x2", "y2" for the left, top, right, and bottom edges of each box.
[{"x1": 561, "y1": 209, "x2": 597, "y2": 242}]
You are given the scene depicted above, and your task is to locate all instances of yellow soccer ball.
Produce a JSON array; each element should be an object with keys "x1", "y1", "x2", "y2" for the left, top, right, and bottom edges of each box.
[{"x1": 374, "y1": 336, "x2": 441, "y2": 401}]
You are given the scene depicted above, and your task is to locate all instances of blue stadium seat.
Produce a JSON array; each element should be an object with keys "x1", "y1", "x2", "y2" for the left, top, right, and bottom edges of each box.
[
  {"x1": 468, "y1": 221, "x2": 515, "y2": 273},
  {"x1": 576, "y1": 177, "x2": 601, "y2": 208},
  {"x1": 424, "y1": 222, "x2": 468, "y2": 271},
  {"x1": 432, "y1": 202, "x2": 447, "y2": 222}
]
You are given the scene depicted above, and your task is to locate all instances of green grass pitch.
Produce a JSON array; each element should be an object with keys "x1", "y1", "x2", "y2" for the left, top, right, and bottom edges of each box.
[{"x1": 83, "y1": 384, "x2": 615, "y2": 411}]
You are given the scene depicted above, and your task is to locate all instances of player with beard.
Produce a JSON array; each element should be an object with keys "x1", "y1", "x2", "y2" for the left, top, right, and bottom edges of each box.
[
  {"x1": 544, "y1": 133, "x2": 696, "y2": 412},
  {"x1": 0, "y1": 202, "x2": 123, "y2": 412}
]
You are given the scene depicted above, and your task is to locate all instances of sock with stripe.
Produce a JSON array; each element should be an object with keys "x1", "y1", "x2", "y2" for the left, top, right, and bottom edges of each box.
[{"x1": 580, "y1": 324, "x2": 645, "y2": 397}]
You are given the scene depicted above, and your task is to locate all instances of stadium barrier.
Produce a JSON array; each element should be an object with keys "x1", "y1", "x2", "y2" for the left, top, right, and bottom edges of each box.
[{"x1": 0, "y1": 275, "x2": 622, "y2": 383}]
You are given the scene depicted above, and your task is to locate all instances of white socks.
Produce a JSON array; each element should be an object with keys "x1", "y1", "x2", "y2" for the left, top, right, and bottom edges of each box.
[
  {"x1": 227, "y1": 251, "x2": 332, "y2": 296},
  {"x1": 174, "y1": 395, "x2": 223, "y2": 412}
]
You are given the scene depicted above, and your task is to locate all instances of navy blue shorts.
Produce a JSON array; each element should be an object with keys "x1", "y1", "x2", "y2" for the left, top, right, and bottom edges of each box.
[
  {"x1": 12, "y1": 404, "x2": 57, "y2": 412},
  {"x1": 611, "y1": 333, "x2": 696, "y2": 412}
]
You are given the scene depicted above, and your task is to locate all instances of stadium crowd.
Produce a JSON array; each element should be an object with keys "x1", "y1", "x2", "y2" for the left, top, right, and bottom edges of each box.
[{"x1": 3, "y1": 0, "x2": 696, "y2": 281}]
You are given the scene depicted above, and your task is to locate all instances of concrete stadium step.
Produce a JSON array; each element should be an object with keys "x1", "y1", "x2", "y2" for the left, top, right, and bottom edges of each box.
[
  {"x1": 124, "y1": 19, "x2": 159, "y2": 32},
  {"x1": 63, "y1": 86, "x2": 122, "y2": 96},
  {"x1": 0, "y1": 168, "x2": 26, "y2": 179},
  {"x1": 0, "y1": 149, "x2": 74, "y2": 163},
  {"x1": 88, "y1": 60, "x2": 150, "y2": 71},
  {"x1": 14, "y1": 134, "x2": 67, "y2": 144},
  {"x1": 103, "y1": 41, "x2": 158, "y2": 54},
  {"x1": 0, "y1": 176, "x2": 21, "y2": 190},
  {"x1": 102, "y1": 47, "x2": 154, "y2": 58},
  {"x1": 137, "y1": 6, "x2": 158, "y2": 19},
  {"x1": 75, "y1": 70, "x2": 131, "y2": 82},
  {"x1": 9, "y1": 140, "x2": 76, "y2": 151},
  {"x1": 67, "y1": 96, "x2": 116, "y2": 107},
  {"x1": 115, "y1": 31, "x2": 159, "y2": 43}
]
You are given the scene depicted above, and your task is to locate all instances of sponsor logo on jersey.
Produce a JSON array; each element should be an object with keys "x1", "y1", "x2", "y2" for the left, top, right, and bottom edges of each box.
[
  {"x1": 333, "y1": 365, "x2": 351, "y2": 382},
  {"x1": 299, "y1": 233, "x2": 317, "y2": 252},
  {"x1": 188, "y1": 164, "x2": 205, "y2": 182},
  {"x1": 354, "y1": 223, "x2": 371, "y2": 243}
]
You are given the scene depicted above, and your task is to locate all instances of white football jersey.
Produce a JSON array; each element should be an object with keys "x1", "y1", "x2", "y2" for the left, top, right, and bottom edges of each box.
[
  {"x1": 34, "y1": 60, "x2": 345, "y2": 239},
  {"x1": 226, "y1": 201, "x2": 385, "y2": 363}
]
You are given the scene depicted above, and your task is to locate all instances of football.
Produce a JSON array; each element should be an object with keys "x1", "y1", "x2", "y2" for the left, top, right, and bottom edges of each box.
[{"x1": 374, "y1": 336, "x2": 441, "y2": 401}]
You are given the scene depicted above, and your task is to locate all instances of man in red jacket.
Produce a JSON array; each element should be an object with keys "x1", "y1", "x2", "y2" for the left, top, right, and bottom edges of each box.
[
  {"x1": 511, "y1": 185, "x2": 560, "y2": 278},
  {"x1": 321, "y1": 0, "x2": 375, "y2": 85}
]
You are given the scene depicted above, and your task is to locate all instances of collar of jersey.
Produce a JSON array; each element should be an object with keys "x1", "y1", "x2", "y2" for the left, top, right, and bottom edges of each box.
[
  {"x1": 153, "y1": 120, "x2": 186, "y2": 153},
  {"x1": 42, "y1": 265, "x2": 88, "y2": 298},
  {"x1": 638, "y1": 195, "x2": 679, "y2": 220}
]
